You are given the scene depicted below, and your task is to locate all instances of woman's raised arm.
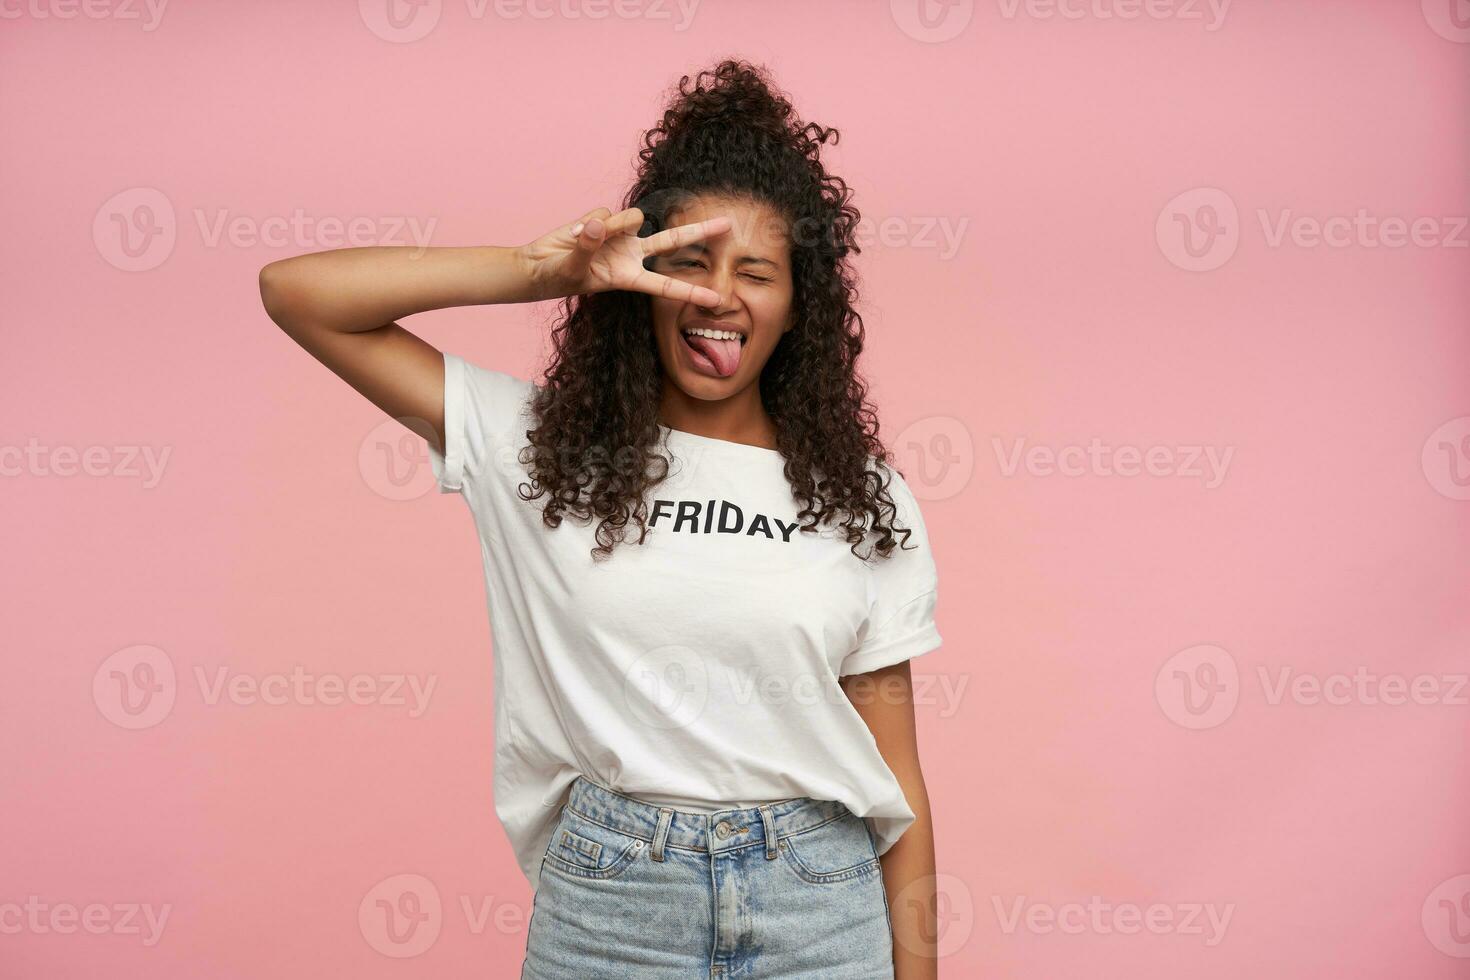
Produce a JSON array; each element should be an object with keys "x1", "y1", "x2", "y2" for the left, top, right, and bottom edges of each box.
[{"x1": 257, "y1": 206, "x2": 730, "y2": 449}]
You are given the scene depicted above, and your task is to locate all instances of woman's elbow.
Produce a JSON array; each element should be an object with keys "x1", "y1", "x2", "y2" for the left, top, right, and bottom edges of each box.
[{"x1": 258, "y1": 259, "x2": 303, "y2": 329}]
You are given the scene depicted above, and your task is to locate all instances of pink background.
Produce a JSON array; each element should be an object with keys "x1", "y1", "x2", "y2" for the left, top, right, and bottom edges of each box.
[{"x1": 3, "y1": 1, "x2": 1468, "y2": 977}]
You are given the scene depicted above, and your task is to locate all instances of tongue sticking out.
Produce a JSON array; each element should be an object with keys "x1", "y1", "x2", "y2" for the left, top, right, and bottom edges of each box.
[{"x1": 684, "y1": 333, "x2": 743, "y2": 378}]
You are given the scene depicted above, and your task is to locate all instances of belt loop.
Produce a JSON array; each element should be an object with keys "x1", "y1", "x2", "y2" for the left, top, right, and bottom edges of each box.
[
  {"x1": 652, "y1": 807, "x2": 674, "y2": 862},
  {"x1": 759, "y1": 804, "x2": 778, "y2": 860}
]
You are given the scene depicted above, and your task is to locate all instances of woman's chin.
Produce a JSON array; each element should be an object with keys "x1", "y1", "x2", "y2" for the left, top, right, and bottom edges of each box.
[{"x1": 668, "y1": 369, "x2": 743, "y2": 401}]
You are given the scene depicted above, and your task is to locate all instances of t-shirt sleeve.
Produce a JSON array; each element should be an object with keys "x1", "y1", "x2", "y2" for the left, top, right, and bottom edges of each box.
[
  {"x1": 426, "y1": 350, "x2": 536, "y2": 494},
  {"x1": 839, "y1": 468, "x2": 942, "y2": 677}
]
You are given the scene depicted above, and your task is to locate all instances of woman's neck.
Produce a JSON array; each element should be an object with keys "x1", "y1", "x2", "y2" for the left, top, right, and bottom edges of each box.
[{"x1": 657, "y1": 380, "x2": 778, "y2": 450}]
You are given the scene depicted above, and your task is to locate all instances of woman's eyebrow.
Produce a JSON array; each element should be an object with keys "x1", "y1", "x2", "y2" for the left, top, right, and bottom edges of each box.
[{"x1": 673, "y1": 242, "x2": 781, "y2": 268}]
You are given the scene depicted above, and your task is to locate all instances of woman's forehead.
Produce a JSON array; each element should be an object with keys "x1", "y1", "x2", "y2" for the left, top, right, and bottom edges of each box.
[{"x1": 668, "y1": 195, "x2": 790, "y2": 251}]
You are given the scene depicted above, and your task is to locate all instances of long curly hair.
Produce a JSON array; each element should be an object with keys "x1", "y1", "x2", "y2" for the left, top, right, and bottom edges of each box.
[{"x1": 519, "y1": 58, "x2": 912, "y2": 562}]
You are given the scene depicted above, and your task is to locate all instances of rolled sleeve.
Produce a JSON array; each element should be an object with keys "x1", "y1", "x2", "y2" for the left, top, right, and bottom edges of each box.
[
  {"x1": 427, "y1": 351, "x2": 468, "y2": 493},
  {"x1": 841, "y1": 589, "x2": 942, "y2": 676},
  {"x1": 839, "y1": 467, "x2": 942, "y2": 677},
  {"x1": 425, "y1": 351, "x2": 536, "y2": 495}
]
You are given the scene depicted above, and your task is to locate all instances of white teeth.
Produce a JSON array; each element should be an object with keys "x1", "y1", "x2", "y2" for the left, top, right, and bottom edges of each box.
[{"x1": 682, "y1": 327, "x2": 744, "y2": 342}]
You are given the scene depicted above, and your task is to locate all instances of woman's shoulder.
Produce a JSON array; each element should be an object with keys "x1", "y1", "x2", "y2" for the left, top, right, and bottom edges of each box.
[
  {"x1": 449, "y1": 352, "x2": 542, "y2": 426},
  {"x1": 454, "y1": 352, "x2": 539, "y2": 398},
  {"x1": 865, "y1": 454, "x2": 924, "y2": 514}
]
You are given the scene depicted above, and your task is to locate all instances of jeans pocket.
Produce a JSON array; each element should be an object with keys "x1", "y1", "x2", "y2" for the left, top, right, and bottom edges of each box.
[
  {"x1": 542, "y1": 806, "x2": 646, "y2": 880},
  {"x1": 779, "y1": 811, "x2": 883, "y2": 885}
]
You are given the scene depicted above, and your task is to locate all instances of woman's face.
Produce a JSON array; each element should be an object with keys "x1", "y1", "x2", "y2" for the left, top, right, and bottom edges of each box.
[{"x1": 647, "y1": 194, "x2": 795, "y2": 402}]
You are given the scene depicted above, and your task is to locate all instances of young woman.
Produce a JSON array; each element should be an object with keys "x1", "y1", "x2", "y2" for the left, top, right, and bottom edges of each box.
[{"x1": 260, "y1": 60, "x2": 942, "y2": 979}]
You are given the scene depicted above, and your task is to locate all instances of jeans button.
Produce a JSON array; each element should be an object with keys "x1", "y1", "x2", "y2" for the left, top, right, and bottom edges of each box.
[{"x1": 715, "y1": 820, "x2": 732, "y2": 839}]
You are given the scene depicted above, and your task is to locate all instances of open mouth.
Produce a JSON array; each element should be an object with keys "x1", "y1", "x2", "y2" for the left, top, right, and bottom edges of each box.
[{"x1": 680, "y1": 325, "x2": 747, "y2": 378}]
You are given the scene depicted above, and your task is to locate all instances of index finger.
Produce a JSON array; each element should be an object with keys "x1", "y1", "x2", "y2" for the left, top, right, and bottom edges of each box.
[
  {"x1": 626, "y1": 268, "x2": 723, "y2": 308},
  {"x1": 639, "y1": 215, "x2": 733, "y2": 257}
]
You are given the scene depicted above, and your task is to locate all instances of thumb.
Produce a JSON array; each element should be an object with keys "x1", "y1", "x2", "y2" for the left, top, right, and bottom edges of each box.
[{"x1": 561, "y1": 215, "x2": 606, "y2": 281}]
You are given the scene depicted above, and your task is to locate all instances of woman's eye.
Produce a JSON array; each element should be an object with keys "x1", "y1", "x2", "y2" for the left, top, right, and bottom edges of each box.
[{"x1": 666, "y1": 260, "x2": 769, "y2": 283}]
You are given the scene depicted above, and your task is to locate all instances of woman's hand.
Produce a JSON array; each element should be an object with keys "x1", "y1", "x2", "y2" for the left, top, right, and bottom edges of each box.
[
  {"x1": 518, "y1": 206, "x2": 731, "y2": 307},
  {"x1": 258, "y1": 206, "x2": 728, "y2": 454}
]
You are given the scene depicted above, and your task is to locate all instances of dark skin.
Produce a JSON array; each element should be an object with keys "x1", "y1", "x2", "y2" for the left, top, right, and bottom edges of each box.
[
  {"x1": 651, "y1": 201, "x2": 940, "y2": 973},
  {"x1": 645, "y1": 194, "x2": 795, "y2": 449},
  {"x1": 843, "y1": 661, "x2": 940, "y2": 978},
  {"x1": 259, "y1": 199, "x2": 939, "y2": 979}
]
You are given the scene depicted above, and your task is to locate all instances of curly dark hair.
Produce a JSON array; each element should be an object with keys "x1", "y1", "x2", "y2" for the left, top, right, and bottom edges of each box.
[{"x1": 518, "y1": 58, "x2": 913, "y2": 562}]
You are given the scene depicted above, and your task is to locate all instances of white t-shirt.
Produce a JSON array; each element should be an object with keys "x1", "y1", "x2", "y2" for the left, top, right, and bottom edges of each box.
[{"x1": 427, "y1": 351, "x2": 943, "y2": 891}]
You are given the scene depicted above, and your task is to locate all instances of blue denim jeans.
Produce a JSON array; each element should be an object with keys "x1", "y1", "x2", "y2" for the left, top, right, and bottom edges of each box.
[{"x1": 522, "y1": 775, "x2": 895, "y2": 979}]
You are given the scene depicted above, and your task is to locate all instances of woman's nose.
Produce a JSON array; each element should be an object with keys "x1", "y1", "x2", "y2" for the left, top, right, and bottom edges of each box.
[{"x1": 699, "y1": 263, "x2": 738, "y2": 312}]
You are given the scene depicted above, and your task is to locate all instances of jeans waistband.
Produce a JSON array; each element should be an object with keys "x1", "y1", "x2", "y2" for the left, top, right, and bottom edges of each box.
[{"x1": 565, "y1": 775, "x2": 854, "y2": 857}]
